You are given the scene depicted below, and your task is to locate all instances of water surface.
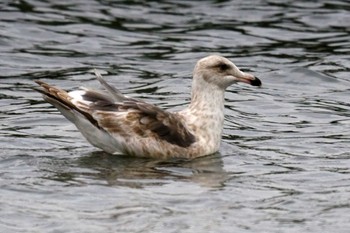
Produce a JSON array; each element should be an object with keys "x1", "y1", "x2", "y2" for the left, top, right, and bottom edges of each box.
[{"x1": 1, "y1": 0, "x2": 350, "y2": 232}]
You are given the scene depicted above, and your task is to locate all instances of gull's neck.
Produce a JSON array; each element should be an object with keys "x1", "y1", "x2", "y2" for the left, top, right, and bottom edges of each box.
[
  {"x1": 180, "y1": 75, "x2": 226, "y2": 154},
  {"x1": 188, "y1": 75, "x2": 225, "y2": 116},
  {"x1": 189, "y1": 89, "x2": 224, "y2": 116}
]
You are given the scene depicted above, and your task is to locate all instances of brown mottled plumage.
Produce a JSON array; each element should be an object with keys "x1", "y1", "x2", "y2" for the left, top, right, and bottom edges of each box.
[{"x1": 34, "y1": 55, "x2": 261, "y2": 159}]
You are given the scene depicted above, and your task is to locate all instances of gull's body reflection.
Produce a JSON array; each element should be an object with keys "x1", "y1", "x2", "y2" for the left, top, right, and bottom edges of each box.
[{"x1": 47, "y1": 152, "x2": 230, "y2": 189}]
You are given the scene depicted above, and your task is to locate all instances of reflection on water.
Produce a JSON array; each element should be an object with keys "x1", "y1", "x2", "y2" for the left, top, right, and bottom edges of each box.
[
  {"x1": 42, "y1": 152, "x2": 228, "y2": 189},
  {"x1": 1, "y1": 0, "x2": 350, "y2": 232}
]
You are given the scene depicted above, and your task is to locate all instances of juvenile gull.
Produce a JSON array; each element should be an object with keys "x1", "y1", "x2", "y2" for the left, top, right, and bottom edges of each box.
[{"x1": 35, "y1": 55, "x2": 261, "y2": 159}]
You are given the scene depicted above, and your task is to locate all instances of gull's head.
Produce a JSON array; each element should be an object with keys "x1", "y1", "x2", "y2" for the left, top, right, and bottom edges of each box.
[{"x1": 193, "y1": 55, "x2": 261, "y2": 90}]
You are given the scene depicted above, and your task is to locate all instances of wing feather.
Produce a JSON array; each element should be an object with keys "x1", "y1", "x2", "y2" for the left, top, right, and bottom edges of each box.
[
  {"x1": 35, "y1": 80, "x2": 196, "y2": 148},
  {"x1": 93, "y1": 102, "x2": 196, "y2": 148},
  {"x1": 94, "y1": 69, "x2": 127, "y2": 102},
  {"x1": 34, "y1": 80, "x2": 101, "y2": 128}
]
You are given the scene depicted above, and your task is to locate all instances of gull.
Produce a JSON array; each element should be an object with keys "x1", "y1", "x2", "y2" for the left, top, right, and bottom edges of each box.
[{"x1": 35, "y1": 55, "x2": 261, "y2": 159}]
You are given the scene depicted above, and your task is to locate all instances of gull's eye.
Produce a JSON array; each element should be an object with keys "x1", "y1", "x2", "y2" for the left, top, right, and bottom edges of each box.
[{"x1": 218, "y1": 63, "x2": 229, "y2": 72}]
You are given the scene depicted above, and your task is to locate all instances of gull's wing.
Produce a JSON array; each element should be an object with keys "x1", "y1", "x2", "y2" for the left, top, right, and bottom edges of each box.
[
  {"x1": 93, "y1": 69, "x2": 127, "y2": 102},
  {"x1": 90, "y1": 100, "x2": 196, "y2": 148},
  {"x1": 34, "y1": 80, "x2": 196, "y2": 149}
]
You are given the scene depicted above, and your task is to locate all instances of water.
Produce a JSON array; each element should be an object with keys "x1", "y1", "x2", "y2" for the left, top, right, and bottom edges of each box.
[{"x1": 1, "y1": 0, "x2": 350, "y2": 232}]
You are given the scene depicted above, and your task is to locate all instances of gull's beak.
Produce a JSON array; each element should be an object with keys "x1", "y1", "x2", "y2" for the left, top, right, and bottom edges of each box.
[
  {"x1": 250, "y1": 76, "x2": 262, "y2": 86},
  {"x1": 236, "y1": 72, "x2": 262, "y2": 87}
]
